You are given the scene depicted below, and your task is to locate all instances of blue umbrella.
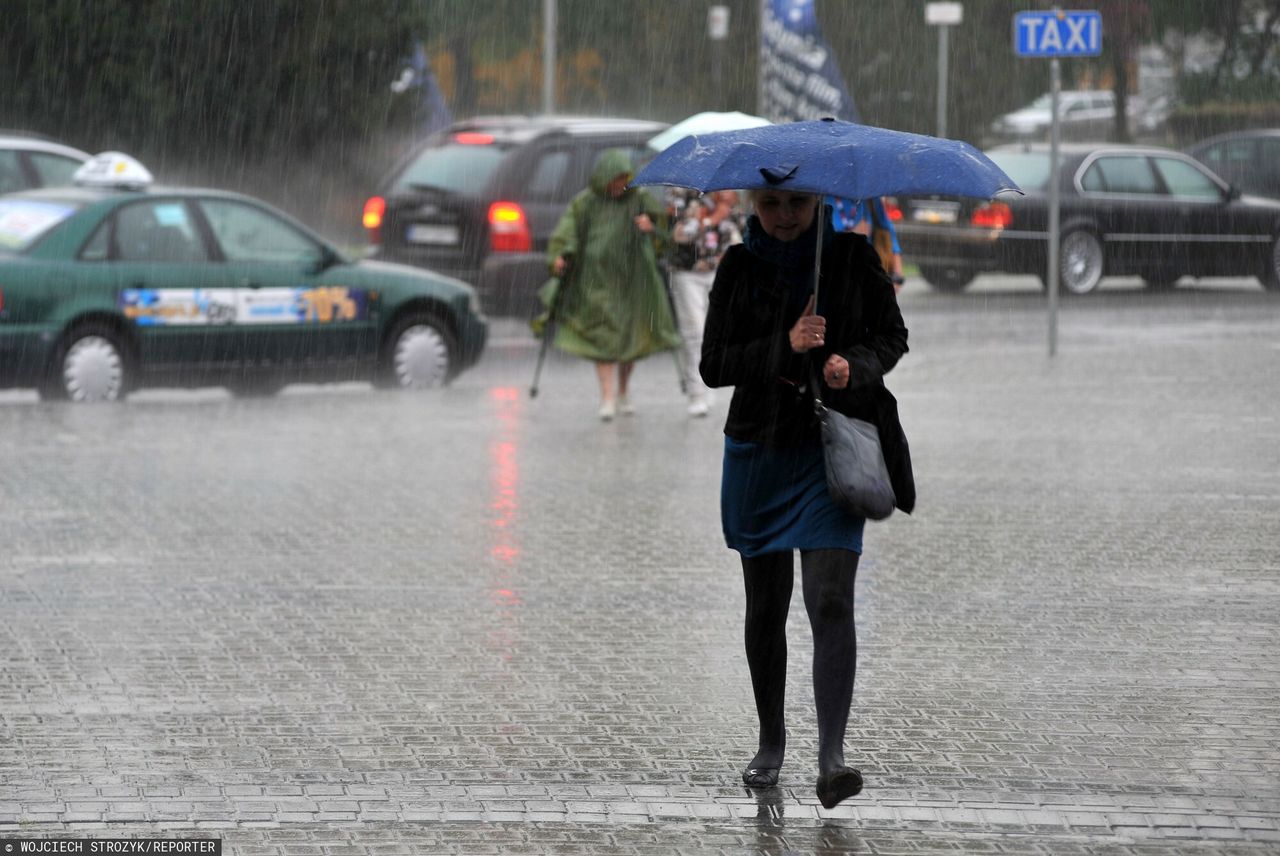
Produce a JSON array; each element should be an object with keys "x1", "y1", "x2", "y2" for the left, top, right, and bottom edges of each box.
[{"x1": 631, "y1": 118, "x2": 1020, "y2": 201}]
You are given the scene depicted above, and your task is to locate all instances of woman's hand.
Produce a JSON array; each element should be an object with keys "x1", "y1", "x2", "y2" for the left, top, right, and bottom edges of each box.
[
  {"x1": 789, "y1": 294, "x2": 826, "y2": 353},
  {"x1": 823, "y1": 354, "x2": 851, "y2": 389},
  {"x1": 552, "y1": 255, "x2": 567, "y2": 276},
  {"x1": 634, "y1": 213, "x2": 654, "y2": 234}
]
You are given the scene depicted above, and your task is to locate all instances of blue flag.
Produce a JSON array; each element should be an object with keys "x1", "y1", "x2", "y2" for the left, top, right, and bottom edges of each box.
[
  {"x1": 760, "y1": 0, "x2": 859, "y2": 124},
  {"x1": 392, "y1": 42, "x2": 454, "y2": 137}
]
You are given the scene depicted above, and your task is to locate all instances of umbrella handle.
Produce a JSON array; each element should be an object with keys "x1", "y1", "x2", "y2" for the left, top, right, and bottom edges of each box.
[{"x1": 812, "y1": 204, "x2": 826, "y2": 307}]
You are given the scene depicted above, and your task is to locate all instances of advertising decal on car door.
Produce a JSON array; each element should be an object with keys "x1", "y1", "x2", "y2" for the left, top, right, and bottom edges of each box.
[{"x1": 120, "y1": 287, "x2": 369, "y2": 325}]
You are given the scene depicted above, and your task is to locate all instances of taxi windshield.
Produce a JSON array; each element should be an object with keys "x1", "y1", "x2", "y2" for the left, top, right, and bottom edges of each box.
[{"x1": 0, "y1": 199, "x2": 83, "y2": 252}]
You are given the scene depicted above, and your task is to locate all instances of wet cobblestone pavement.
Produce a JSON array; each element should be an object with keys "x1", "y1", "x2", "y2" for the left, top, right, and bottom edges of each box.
[{"x1": 3, "y1": 279, "x2": 1278, "y2": 854}]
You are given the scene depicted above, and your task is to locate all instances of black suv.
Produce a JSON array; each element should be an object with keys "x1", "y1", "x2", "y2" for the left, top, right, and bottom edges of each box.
[{"x1": 363, "y1": 115, "x2": 668, "y2": 316}]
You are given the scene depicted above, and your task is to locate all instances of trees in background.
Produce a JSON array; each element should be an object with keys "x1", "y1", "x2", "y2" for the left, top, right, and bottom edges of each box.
[{"x1": 2, "y1": 0, "x2": 428, "y2": 159}]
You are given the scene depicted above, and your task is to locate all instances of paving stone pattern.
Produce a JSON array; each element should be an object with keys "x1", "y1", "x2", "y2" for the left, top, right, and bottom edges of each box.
[{"x1": 2, "y1": 281, "x2": 1278, "y2": 854}]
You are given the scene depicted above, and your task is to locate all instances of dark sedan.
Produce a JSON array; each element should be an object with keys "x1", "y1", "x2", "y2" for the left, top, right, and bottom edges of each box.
[{"x1": 894, "y1": 143, "x2": 1280, "y2": 294}]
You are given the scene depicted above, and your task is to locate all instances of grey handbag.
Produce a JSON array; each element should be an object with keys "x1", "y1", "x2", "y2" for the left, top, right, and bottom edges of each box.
[{"x1": 810, "y1": 365, "x2": 896, "y2": 520}]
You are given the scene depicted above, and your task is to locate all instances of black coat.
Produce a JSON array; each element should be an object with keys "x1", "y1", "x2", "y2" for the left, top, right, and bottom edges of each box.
[{"x1": 699, "y1": 232, "x2": 916, "y2": 514}]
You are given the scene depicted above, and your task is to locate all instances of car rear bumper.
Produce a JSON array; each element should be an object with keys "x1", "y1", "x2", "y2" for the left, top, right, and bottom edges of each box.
[
  {"x1": 896, "y1": 224, "x2": 1045, "y2": 273},
  {"x1": 0, "y1": 326, "x2": 56, "y2": 387}
]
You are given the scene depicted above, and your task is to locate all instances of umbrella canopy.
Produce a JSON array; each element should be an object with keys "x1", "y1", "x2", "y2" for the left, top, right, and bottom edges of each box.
[
  {"x1": 632, "y1": 118, "x2": 1021, "y2": 201},
  {"x1": 646, "y1": 111, "x2": 773, "y2": 153}
]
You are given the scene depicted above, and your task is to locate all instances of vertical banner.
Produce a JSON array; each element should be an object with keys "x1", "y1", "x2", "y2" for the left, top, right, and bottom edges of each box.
[
  {"x1": 759, "y1": 0, "x2": 859, "y2": 123},
  {"x1": 392, "y1": 42, "x2": 454, "y2": 137}
]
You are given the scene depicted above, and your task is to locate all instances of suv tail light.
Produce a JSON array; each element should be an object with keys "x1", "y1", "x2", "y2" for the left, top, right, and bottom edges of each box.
[
  {"x1": 488, "y1": 201, "x2": 531, "y2": 253},
  {"x1": 970, "y1": 201, "x2": 1012, "y2": 229},
  {"x1": 363, "y1": 196, "x2": 387, "y2": 243},
  {"x1": 883, "y1": 197, "x2": 902, "y2": 222}
]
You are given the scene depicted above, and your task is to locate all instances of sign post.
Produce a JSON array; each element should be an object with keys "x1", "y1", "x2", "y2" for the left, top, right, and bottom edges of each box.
[
  {"x1": 1014, "y1": 9, "x2": 1101, "y2": 357},
  {"x1": 925, "y1": 2, "x2": 963, "y2": 139},
  {"x1": 543, "y1": 0, "x2": 557, "y2": 114}
]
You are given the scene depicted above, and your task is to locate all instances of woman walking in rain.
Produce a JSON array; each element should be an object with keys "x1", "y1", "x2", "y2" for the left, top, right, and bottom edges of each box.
[
  {"x1": 699, "y1": 188, "x2": 913, "y2": 808},
  {"x1": 544, "y1": 149, "x2": 681, "y2": 420}
]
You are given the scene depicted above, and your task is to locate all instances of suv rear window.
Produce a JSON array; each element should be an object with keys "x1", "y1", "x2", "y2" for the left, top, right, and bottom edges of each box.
[{"x1": 392, "y1": 141, "x2": 514, "y2": 195}]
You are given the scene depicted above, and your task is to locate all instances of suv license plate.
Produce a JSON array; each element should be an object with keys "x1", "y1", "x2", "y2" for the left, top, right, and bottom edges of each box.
[{"x1": 406, "y1": 224, "x2": 460, "y2": 245}]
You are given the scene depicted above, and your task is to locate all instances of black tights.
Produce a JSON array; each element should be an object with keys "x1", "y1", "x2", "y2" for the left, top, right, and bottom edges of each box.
[{"x1": 742, "y1": 548, "x2": 859, "y2": 776}]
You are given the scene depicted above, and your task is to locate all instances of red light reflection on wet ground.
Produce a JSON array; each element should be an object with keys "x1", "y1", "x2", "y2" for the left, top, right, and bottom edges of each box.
[{"x1": 487, "y1": 387, "x2": 523, "y2": 658}]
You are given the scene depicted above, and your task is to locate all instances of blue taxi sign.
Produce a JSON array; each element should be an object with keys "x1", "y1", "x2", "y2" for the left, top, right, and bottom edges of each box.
[{"x1": 1014, "y1": 10, "x2": 1102, "y2": 58}]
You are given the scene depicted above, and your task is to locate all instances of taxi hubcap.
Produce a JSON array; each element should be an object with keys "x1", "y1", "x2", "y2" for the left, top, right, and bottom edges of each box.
[
  {"x1": 63, "y1": 336, "x2": 124, "y2": 402},
  {"x1": 393, "y1": 324, "x2": 449, "y2": 388}
]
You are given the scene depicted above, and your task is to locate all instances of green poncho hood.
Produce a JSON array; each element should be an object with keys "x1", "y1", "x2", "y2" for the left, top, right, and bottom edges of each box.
[{"x1": 589, "y1": 148, "x2": 636, "y2": 196}]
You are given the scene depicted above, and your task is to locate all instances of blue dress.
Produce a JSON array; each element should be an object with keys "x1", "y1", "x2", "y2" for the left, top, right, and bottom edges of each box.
[{"x1": 721, "y1": 435, "x2": 865, "y2": 557}]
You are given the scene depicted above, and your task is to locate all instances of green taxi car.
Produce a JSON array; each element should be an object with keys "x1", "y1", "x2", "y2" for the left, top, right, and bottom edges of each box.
[{"x1": 0, "y1": 153, "x2": 487, "y2": 401}]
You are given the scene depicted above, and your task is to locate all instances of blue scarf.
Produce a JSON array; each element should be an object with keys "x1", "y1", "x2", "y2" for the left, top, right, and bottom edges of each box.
[{"x1": 742, "y1": 206, "x2": 836, "y2": 311}]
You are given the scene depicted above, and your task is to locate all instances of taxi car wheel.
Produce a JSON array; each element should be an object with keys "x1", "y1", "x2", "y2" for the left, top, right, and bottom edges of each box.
[
  {"x1": 379, "y1": 314, "x2": 456, "y2": 390},
  {"x1": 918, "y1": 265, "x2": 975, "y2": 293},
  {"x1": 51, "y1": 326, "x2": 131, "y2": 402},
  {"x1": 1060, "y1": 230, "x2": 1104, "y2": 295}
]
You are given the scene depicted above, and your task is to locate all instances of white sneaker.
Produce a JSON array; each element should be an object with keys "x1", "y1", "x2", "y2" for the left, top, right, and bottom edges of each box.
[
  {"x1": 598, "y1": 399, "x2": 616, "y2": 421},
  {"x1": 687, "y1": 397, "x2": 710, "y2": 418},
  {"x1": 618, "y1": 394, "x2": 635, "y2": 416}
]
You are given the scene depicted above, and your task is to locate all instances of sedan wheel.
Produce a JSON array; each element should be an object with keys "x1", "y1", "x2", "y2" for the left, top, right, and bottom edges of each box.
[
  {"x1": 1060, "y1": 230, "x2": 1104, "y2": 295},
  {"x1": 60, "y1": 330, "x2": 127, "y2": 402},
  {"x1": 388, "y1": 317, "x2": 454, "y2": 389}
]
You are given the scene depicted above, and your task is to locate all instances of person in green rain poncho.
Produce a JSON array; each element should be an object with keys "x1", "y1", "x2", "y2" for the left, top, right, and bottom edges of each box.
[{"x1": 543, "y1": 148, "x2": 681, "y2": 421}]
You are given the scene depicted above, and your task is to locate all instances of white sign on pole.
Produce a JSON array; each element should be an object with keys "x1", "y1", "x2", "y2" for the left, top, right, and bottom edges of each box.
[
  {"x1": 708, "y1": 6, "x2": 730, "y2": 41},
  {"x1": 925, "y1": 2, "x2": 963, "y2": 26}
]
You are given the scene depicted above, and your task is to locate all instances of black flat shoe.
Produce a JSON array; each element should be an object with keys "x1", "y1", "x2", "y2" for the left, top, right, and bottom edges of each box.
[
  {"x1": 742, "y1": 766, "x2": 780, "y2": 788},
  {"x1": 815, "y1": 767, "x2": 863, "y2": 808}
]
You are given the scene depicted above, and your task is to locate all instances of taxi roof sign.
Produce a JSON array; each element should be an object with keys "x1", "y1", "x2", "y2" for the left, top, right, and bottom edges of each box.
[{"x1": 73, "y1": 152, "x2": 154, "y2": 189}]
